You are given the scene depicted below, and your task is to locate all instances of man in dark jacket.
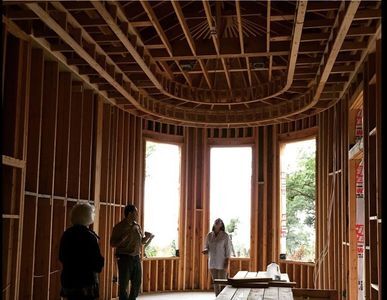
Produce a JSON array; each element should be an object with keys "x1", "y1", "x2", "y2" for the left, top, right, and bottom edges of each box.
[
  {"x1": 110, "y1": 205, "x2": 153, "y2": 300},
  {"x1": 59, "y1": 203, "x2": 104, "y2": 300}
]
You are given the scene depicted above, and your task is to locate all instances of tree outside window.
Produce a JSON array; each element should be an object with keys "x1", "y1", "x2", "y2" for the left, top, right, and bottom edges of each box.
[{"x1": 280, "y1": 139, "x2": 316, "y2": 262}]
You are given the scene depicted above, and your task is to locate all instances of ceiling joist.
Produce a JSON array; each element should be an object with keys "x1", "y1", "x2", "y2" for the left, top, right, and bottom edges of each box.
[{"x1": 2, "y1": 0, "x2": 379, "y2": 127}]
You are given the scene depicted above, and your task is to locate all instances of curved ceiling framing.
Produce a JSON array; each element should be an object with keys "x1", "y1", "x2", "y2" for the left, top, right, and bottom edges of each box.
[
  {"x1": 3, "y1": 0, "x2": 381, "y2": 127},
  {"x1": 90, "y1": 0, "x2": 306, "y2": 106}
]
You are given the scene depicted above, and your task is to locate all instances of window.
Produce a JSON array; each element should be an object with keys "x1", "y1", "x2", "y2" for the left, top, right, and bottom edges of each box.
[
  {"x1": 210, "y1": 147, "x2": 252, "y2": 258},
  {"x1": 280, "y1": 138, "x2": 316, "y2": 262},
  {"x1": 143, "y1": 140, "x2": 181, "y2": 257}
]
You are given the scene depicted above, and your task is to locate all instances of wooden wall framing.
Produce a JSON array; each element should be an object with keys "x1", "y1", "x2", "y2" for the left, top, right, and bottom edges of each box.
[
  {"x1": 2, "y1": 31, "x2": 31, "y2": 300},
  {"x1": 362, "y1": 39, "x2": 382, "y2": 300},
  {"x1": 2, "y1": 23, "x2": 99, "y2": 299},
  {"x1": 2, "y1": 23, "x2": 382, "y2": 300}
]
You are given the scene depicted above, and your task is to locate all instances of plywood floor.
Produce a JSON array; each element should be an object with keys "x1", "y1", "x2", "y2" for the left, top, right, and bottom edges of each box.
[{"x1": 138, "y1": 291, "x2": 215, "y2": 299}]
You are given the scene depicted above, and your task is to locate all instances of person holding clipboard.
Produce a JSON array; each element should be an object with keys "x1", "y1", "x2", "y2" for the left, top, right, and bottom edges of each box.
[{"x1": 110, "y1": 205, "x2": 154, "y2": 300}]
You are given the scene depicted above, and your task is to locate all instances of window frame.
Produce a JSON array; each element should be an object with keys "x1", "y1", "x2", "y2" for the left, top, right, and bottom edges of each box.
[
  {"x1": 277, "y1": 128, "x2": 318, "y2": 264},
  {"x1": 207, "y1": 141, "x2": 254, "y2": 259},
  {"x1": 141, "y1": 132, "x2": 184, "y2": 260}
]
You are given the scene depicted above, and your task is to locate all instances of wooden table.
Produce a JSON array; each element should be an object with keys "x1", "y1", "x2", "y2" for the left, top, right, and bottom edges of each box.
[{"x1": 216, "y1": 271, "x2": 293, "y2": 300}]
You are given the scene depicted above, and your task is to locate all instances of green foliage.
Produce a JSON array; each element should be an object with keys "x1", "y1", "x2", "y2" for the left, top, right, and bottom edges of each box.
[
  {"x1": 226, "y1": 218, "x2": 240, "y2": 234},
  {"x1": 145, "y1": 142, "x2": 157, "y2": 178},
  {"x1": 144, "y1": 245, "x2": 157, "y2": 258},
  {"x1": 144, "y1": 240, "x2": 178, "y2": 258},
  {"x1": 225, "y1": 218, "x2": 250, "y2": 258},
  {"x1": 285, "y1": 149, "x2": 316, "y2": 262},
  {"x1": 145, "y1": 142, "x2": 156, "y2": 158},
  {"x1": 169, "y1": 239, "x2": 177, "y2": 256}
]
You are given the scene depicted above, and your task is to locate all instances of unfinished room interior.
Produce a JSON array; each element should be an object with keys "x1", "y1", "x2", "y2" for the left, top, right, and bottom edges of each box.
[{"x1": 1, "y1": 0, "x2": 383, "y2": 299}]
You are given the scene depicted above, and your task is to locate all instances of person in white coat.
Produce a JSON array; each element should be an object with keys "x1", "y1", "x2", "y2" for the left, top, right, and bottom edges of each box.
[{"x1": 202, "y1": 218, "x2": 233, "y2": 296}]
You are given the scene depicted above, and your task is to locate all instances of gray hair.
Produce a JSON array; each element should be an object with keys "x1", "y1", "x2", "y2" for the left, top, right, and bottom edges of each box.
[{"x1": 70, "y1": 202, "x2": 95, "y2": 226}]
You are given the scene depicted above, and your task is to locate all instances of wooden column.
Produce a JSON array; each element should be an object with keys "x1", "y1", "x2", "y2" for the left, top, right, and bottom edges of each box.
[{"x1": 93, "y1": 96, "x2": 104, "y2": 234}]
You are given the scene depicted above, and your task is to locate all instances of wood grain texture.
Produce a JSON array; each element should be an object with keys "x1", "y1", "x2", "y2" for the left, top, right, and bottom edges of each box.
[{"x1": 2, "y1": 21, "x2": 382, "y2": 300}]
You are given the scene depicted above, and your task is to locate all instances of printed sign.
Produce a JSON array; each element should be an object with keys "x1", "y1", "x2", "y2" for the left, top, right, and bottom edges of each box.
[{"x1": 356, "y1": 160, "x2": 364, "y2": 300}]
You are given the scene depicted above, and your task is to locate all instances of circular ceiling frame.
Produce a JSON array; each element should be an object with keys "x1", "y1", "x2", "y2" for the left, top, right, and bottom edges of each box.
[
  {"x1": 90, "y1": 0, "x2": 306, "y2": 107},
  {"x1": 22, "y1": 0, "x2": 375, "y2": 127}
]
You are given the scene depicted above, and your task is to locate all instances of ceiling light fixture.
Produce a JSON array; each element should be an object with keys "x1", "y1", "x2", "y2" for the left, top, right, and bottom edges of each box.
[
  {"x1": 252, "y1": 62, "x2": 265, "y2": 69},
  {"x1": 181, "y1": 63, "x2": 193, "y2": 71}
]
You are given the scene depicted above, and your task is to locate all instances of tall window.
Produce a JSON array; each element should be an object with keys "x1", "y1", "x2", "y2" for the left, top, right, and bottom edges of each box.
[
  {"x1": 280, "y1": 138, "x2": 316, "y2": 262},
  {"x1": 210, "y1": 147, "x2": 252, "y2": 258},
  {"x1": 143, "y1": 140, "x2": 181, "y2": 257}
]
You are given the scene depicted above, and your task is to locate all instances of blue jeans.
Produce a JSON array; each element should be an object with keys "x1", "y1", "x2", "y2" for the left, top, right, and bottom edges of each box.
[{"x1": 117, "y1": 255, "x2": 142, "y2": 300}]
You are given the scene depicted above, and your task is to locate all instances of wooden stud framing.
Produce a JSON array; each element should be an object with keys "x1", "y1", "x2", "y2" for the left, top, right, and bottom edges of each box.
[{"x1": 1, "y1": 3, "x2": 382, "y2": 299}]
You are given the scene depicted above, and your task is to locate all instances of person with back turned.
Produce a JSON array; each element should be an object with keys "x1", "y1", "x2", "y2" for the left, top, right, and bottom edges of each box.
[
  {"x1": 59, "y1": 202, "x2": 104, "y2": 300},
  {"x1": 110, "y1": 204, "x2": 153, "y2": 300}
]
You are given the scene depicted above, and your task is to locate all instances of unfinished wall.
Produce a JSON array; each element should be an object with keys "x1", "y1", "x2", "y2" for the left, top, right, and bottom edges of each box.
[
  {"x1": 95, "y1": 116, "x2": 319, "y2": 295},
  {"x1": 96, "y1": 105, "x2": 145, "y2": 298},
  {"x1": 2, "y1": 25, "x2": 382, "y2": 300},
  {"x1": 2, "y1": 31, "x2": 31, "y2": 300},
  {"x1": 22, "y1": 53, "x2": 97, "y2": 300},
  {"x1": 361, "y1": 40, "x2": 382, "y2": 299},
  {"x1": 2, "y1": 26, "x2": 98, "y2": 300},
  {"x1": 313, "y1": 38, "x2": 382, "y2": 300}
]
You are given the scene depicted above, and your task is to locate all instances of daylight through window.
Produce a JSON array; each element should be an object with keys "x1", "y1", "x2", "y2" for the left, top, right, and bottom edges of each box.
[
  {"x1": 210, "y1": 147, "x2": 252, "y2": 258},
  {"x1": 280, "y1": 138, "x2": 316, "y2": 262},
  {"x1": 143, "y1": 140, "x2": 181, "y2": 258}
]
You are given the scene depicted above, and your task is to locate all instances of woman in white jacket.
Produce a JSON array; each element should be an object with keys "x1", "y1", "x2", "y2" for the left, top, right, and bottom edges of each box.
[{"x1": 202, "y1": 218, "x2": 233, "y2": 296}]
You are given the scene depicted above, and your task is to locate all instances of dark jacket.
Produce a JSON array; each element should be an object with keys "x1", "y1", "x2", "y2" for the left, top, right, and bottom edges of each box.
[{"x1": 59, "y1": 224, "x2": 104, "y2": 298}]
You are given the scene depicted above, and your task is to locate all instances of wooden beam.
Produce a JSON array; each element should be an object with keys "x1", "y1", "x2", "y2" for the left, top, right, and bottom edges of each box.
[
  {"x1": 270, "y1": 14, "x2": 294, "y2": 22},
  {"x1": 272, "y1": 0, "x2": 307, "y2": 96},
  {"x1": 307, "y1": 1, "x2": 361, "y2": 108},
  {"x1": 92, "y1": 96, "x2": 104, "y2": 234},
  {"x1": 92, "y1": 1, "x2": 220, "y2": 106},
  {"x1": 131, "y1": 20, "x2": 153, "y2": 27},
  {"x1": 246, "y1": 57, "x2": 253, "y2": 86},
  {"x1": 235, "y1": 0, "x2": 253, "y2": 86},
  {"x1": 167, "y1": 63, "x2": 285, "y2": 75},
  {"x1": 171, "y1": 1, "x2": 212, "y2": 89},
  {"x1": 235, "y1": 58, "x2": 249, "y2": 96},
  {"x1": 235, "y1": 0, "x2": 252, "y2": 88},
  {"x1": 152, "y1": 42, "x2": 290, "y2": 60},
  {"x1": 11, "y1": 0, "x2": 372, "y2": 125},
  {"x1": 197, "y1": 59, "x2": 213, "y2": 89},
  {"x1": 267, "y1": 0, "x2": 272, "y2": 82},
  {"x1": 271, "y1": 32, "x2": 331, "y2": 42},
  {"x1": 24, "y1": 4, "x2": 146, "y2": 110},
  {"x1": 331, "y1": 65, "x2": 356, "y2": 73},
  {"x1": 235, "y1": 0, "x2": 244, "y2": 54},
  {"x1": 91, "y1": 2, "x2": 163, "y2": 90},
  {"x1": 2, "y1": 155, "x2": 25, "y2": 169},
  {"x1": 158, "y1": 61, "x2": 174, "y2": 80},
  {"x1": 354, "y1": 9, "x2": 381, "y2": 21},
  {"x1": 202, "y1": 0, "x2": 232, "y2": 91},
  {"x1": 347, "y1": 26, "x2": 377, "y2": 37},
  {"x1": 24, "y1": 13, "x2": 137, "y2": 110},
  {"x1": 334, "y1": 24, "x2": 381, "y2": 108},
  {"x1": 140, "y1": 0, "x2": 192, "y2": 86}
]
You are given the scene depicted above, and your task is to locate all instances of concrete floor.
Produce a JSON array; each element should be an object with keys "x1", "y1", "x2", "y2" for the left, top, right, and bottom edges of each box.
[{"x1": 138, "y1": 291, "x2": 215, "y2": 300}]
